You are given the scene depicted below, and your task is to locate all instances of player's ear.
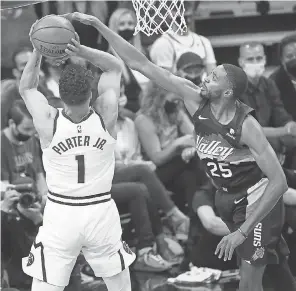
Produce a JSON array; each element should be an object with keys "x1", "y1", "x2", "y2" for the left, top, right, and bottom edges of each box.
[{"x1": 224, "y1": 89, "x2": 233, "y2": 99}]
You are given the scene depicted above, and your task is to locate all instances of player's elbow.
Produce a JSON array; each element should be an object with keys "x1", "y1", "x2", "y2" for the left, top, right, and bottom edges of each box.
[
  {"x1": 200, "y1": 216, "x2": 217, "y2": 234},
  {"x1": 112, "y1": 59, "x2": 123, "y2": 73},
  {"x1": 275, "y1": 171, "x2": 288, "y2": 196}
]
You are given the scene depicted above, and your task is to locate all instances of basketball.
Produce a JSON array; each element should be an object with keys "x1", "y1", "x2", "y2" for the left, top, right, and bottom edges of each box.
[{"x1": 30, "y1": 15, "x2": 76, "y2": 58}]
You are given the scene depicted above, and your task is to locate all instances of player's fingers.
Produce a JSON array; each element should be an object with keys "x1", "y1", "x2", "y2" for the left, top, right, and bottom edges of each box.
[
  {"x1": 67, "y1": 43, "x2": 78, "y2": 52},
  {"x1": 223, "y1": 243, "x2": 231, "y2": 261},
  {"x1": 65, "y1": 48, "x2": 75, "y2": 57},
  {"x1": 228, "y1": 246, "x2": 235, "y2": 261},
  {"x1": 218, "y1": 243, "x2": 225, "y2": 259},
  {"x1": 215, "y1": 239, "x2": 224, "y2": 255},
  {"x1": 71, "y1": 38, "x2": 80, "y2": 47},
  {"x1": 74, "y1": 32, "x2": 80, "y2": 43}
]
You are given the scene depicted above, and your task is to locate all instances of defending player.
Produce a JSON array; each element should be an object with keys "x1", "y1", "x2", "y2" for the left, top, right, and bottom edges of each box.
[
  {"x1": 66, "y1": 12, "x2": 296, "y2": 291},
  {"x1": 19, "y1": 24, "x2": 135, "y2": 291}
]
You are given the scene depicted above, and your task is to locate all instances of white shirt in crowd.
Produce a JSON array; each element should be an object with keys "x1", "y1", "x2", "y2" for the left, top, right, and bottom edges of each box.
[{"x1": 149, "y1": 31, "x2": 216, "y2": 73}]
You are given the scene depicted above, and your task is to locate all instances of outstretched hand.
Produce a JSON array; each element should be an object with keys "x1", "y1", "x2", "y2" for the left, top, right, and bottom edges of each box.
[
  {"x1": 215, "y1": 230, "x2": 246, "y2": 261},
  {"x1": 60, "y1": 12, "x2": 95, "y2": 26},
  {"x1": 65, "y1": 33, "x2": 82, "y2": 57},
  {"x1": 72, "y1": 12, "x2": 96, "y2": 25}
]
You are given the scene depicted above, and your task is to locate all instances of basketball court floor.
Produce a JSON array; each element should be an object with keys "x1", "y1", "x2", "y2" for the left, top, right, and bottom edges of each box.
[{"x1": 81, "y1": 269, "x2": 278, "y2": 291}]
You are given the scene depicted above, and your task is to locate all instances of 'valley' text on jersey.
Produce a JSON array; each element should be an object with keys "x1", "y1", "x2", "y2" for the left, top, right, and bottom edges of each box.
[{"x1": 192, "y1": 99, "x2": 263, "y2": 192}]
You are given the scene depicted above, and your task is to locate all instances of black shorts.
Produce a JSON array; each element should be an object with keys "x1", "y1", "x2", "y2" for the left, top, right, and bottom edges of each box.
[{"x1": 215, "y1": 178, "x2": 289, "y2": 266}]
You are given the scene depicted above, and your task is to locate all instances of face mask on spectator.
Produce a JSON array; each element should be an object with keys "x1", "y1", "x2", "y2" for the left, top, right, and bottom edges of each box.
[
  {"x1": 164, "y1": 100, "x2": 179, "y2": 115},
  {"x1": 284, "y1": 59, "x2": 296, "y2": 79},
  {"x1": 242, "y1": 61, "x2": 265, "y2": 78},
  {"x1": 118, "y1": 29, "x2": 134, "y2": 41}
]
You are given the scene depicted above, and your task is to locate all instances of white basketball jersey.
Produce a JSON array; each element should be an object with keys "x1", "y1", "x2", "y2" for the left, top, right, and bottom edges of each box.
[{"x1": 42, "y1": 108, "x2": 116, "y2": 198}]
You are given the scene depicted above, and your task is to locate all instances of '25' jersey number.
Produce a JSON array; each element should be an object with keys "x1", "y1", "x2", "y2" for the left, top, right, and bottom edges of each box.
[{"x1": 207, "y1": 161, "x2": 232, "y2": 178}]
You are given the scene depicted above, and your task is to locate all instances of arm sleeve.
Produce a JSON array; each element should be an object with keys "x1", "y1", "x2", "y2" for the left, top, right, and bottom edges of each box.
[
  {"x1": 268, "y1": 78, "x2": 293, "y2": 127},
  {"x1": 200, "y1": 36, "x2": 216, "y2": 65},
  {"x1": 149, "y1": 37, "x2": 175, "y2": 69}
]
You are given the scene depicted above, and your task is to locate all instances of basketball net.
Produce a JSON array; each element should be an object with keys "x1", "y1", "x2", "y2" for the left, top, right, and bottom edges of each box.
[{"x1": 131, "y1": 0, "x2": 187, "y2": 36}]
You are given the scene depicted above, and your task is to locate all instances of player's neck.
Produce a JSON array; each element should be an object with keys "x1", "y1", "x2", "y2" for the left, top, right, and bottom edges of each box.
[
  {"x1": 64, "y1": 104, "x2": 91, "y2": 123},
  {"x1": 210, "y1": 99, "x2": 236, "y2": 125}
]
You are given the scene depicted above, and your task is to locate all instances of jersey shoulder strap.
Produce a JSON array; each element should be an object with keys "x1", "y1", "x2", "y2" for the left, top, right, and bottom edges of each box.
[
  {"x1": 231, "y1": 100, "x2": 256, "y2": 146},
  {"x1": 92, "y1": 108, "x2": 106, "y2": 131},
  {"x1": 191, "y1": 98, "x2": 209, "y2": 123}
]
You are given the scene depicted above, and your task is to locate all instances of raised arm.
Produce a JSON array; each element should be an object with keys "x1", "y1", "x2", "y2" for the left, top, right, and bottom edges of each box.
[
  {"x1": 19, "y1": 49, "x2": 57, "y2": 142},
  {"x1": 66, "y1": 37, "x2": 122, "y2": 138},
  {"x1": 66, "y1": 12, "x2": 202, "y2": 116}
]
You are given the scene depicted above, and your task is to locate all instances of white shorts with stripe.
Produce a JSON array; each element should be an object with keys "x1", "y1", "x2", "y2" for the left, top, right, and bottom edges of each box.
[{"x1": 22, "y1": 192, "x2": 136, "y2": 287}]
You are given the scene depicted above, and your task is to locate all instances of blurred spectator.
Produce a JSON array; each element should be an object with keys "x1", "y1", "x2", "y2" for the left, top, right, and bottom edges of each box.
[
  {"x1": 58, "y1": 1, "x2": 109, "y2": 50},
  {"x1": 108, "y1": 8, "x2": 149, "y2": 113},
  {"x1": 190, "y1": 181, "x2": 296, "y2": 290},
  {"x1": 1, "y1": 4, "x2": 37, "y2": 70},
  {"x1": 113, "y1": 92, "x2": 190, "y2": 241},
  {"x1": 135, "y1": 83, "x2": 208, "y2": 212},
  {"x1": 1, "y1": 100, "x2": 48, "y2": 199},
  {"x1": 1, "y1": 47, "x2": 52, "y2": 129},
  {"x1": 111, "y1": 182, "x2": 175, "y2": 272},
  {"x1": 270, "y1": 33, "x2": 296, "y2": 171},
  {"x1": 149, "y1": 5, "x2": 216, "y2": 74},
  {"x1": 270, "y1": 33, "x2": 296, "y2": 121},
  {"x1": 238, "y1": 42, "x2": 296, "y2": 188},
  {"x1": 176, "y1": 52, "x2": 206, "y2": 86},
  {"x1": 1, "y1": 185, "x2": 81, "y2": 291}
]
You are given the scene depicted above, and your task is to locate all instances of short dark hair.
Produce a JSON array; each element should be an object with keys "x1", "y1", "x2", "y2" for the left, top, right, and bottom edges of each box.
[
  {"x1": 239, "y1": 41, "x2": 264, "y2": 55},
  {"x1": 59, "y1": 64, "x2": 94, "y2": 106},
  {"x1": 222, "y1": 64, "x2": 248, "y2": 98},
  {"x1": 7, "y1": 99, "x2": 32, "y2": 126},
  {"x1": 279, "y1": 33, "x2": 296, "y2": 59},
  {"x1": 12, "y1": 46, "x2": 32, "y2": 68}
]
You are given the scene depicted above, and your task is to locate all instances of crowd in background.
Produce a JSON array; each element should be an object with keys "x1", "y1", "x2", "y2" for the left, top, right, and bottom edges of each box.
[{"x1": 1, "y1": 1, "x2": 296, "y2": 291}]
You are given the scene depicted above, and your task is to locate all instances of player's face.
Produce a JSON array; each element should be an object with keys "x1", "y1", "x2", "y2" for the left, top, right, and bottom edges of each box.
[
  {"x1": 10, "y1": 116, "x2": 36, "y2": 142},
  {"x1": 118, "y1": 13, "x2": 136, "y2": 41},
  {"x1": 282, "y1": 41, "x2": 296, "y2": 80},
  {"x1": 200, "y1": 66, "x2": 229, "y2": 100}
]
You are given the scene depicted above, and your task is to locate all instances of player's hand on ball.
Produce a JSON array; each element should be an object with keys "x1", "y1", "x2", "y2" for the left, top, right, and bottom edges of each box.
[
  {"x1": 72, "y1": 12, "x2": 96, "y2": 25},
  {"x1": 215, "y1": 230, "x2": 246, "y2": 261},
  {"x1": 29, "y1": 20, "x2": 39, "y2": 49},
  {"x1": 65, "y1": 33, "x2": 82, "y2": 57}
]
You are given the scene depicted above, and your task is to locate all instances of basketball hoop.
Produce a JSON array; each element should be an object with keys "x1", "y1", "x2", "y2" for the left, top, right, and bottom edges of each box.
[{"x1": 131, "y1": 0, "x2": 187, "y2": 36}]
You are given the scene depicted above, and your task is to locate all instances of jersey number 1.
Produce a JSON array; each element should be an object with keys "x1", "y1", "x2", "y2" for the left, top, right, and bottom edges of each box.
[{"x1": 75, "y1": 155, "x2": 85, "y2": 183}]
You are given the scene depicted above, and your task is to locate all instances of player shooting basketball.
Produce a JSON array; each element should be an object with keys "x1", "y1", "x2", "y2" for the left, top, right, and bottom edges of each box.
[
  {"x1": 19, "y1": 19, "x2": 135, "y2": 291},
  {"x1": 64, "y1": 12, "x2": 296, "y2": 291}
]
